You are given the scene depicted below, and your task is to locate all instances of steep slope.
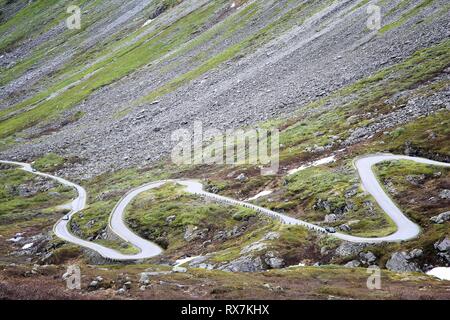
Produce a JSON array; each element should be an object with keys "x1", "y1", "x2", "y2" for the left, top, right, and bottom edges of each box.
[
  {"x1": 1, "y1": 1, "x2": 450, "y2": 299},
  {"x1": 0, "y1": 0, "x2": 448, "y2": 179}
]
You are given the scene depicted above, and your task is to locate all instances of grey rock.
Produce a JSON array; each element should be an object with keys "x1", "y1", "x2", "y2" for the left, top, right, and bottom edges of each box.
[
  {"x1": 227, "y1": 225, "x2": 246, "y2": 238},
  {"x1": 39, "y1": 251, "x2": 53, "y2": 264},
  {"x1": 219, "y1": 255, "x2": 264, "y2": 273},
  {"x1": 240, "y1": 241, "x2": 267, "y2": 254},
  {"x1": 406, "y1": 174, "x2": 426, "y2": 186},
  {"x1": 315, "y1": 198, "x2": 350, "y2": 216},
  {"x1": 384, "y1": 179, "x2": 398, "y2": 196},
  {"x1": 324, "y1": 214, "x2": 338, "y2": 223},
  {"x1": 386, "y1": 252, "x2": 421, "y2": 273},
  {"x1": 142, "y1": 270, "x2": 171, "y2": 276},
  {"x1": 240, "y1": 232, "x2": 279, "y2": 255},
  {"x1": 264, "y1": 251, "x2": 285, "y2": 269},
  {"x1": 409, "y1": 248, "x2": 423, "y2": 259},
  {"x1": 263, "y1": 283, "x2": 284, "y2": 292},
  {"x1": 165, "y1": 215, "x2": 176, "y2": 224},
  {"x1": 430, "y1": 211, "x2": 450, "y2": 224},
  {"x1": 184, "y1": 225, "x2": 208, "y2": 242},
  {"x1": 439, "y1": 189, "x2": 450, "y2": 200},
  {"x1": 346, "y1": 115, "x2": 360, "y2": 125},
  {"x1": 314, "y1": 198, "x2": 331, "y2": 213},
  {"x1": 197, "y1": 263, "x2": 215, "y2": 270},
  {"x1": 437, "y1": 252, "x2": 450, "y2": 263},
  {"x1": 89, "y1": 280, "x2": 99, "y2": 290},
  {"x1": 235, "y1": 173, "x2": 247, "y2": 182},
  {"x1": 48, "y1": 191, "x2": 61, "y2": 197},
  {"x1": 263, "y1": 232, "x2": 280, "y2": 241},
  {"x1": 434, "y1": 238, "x2": 450, "y2": 252},
  {"x1": 344, "y1": 260, "x2": 361, "y2": 268},
  {"x1": 139, "y1": 272, "x2": 152, "y2": 284},
  {"x1": 213, "y1": 230, "x2": 228, "y2": 241},
  {"x1": 359, "y1": 251, "x2": 377, "y2": 264},
  {"x1": 123, "y1": 281, "x2": 132, "y2": 290},
  {"x1": 344, "y1": 186, "x2": 358, "y2": 198},
  {"x1": 363, "y1": 201, "x2": 376, "y2": 215},
  {"x1": 335, "y1": 242, "x2": 367, "y2": 258}
]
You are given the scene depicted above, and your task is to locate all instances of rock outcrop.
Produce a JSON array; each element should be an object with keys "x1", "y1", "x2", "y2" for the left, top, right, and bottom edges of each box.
[{"x1": 386, "y1": 252, "x2": 421, "y2": 273}]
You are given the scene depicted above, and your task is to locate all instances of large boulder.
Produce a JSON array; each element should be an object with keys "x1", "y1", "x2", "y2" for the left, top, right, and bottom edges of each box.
[
  {"x1": 409, "y1": 248, "x2": 423, "y2": 259},
  {"x1": 219, "y1": 255, "x2": 264, "y2": 272},
  {"x1": 359, "y1": 251, "x2": 377, "y2": 265},
  {"x1": 386, "y1": 252, "x2": 421, "y2": 273},
  {"x1": 263, "y1": 251, "x2": 285, "y2": 269},
  {"x1": 334, "y1": 242, "x2": 367, "y2": 257},
  {"x1": 434, "y1": 238, "x2": 450, "y2": 252},
  {"x1": 339, "y1": 224, "x2": 352, "y2": 232},
  {"x1": 434, "y1": 238, "x2": 450, "y2": 263}
]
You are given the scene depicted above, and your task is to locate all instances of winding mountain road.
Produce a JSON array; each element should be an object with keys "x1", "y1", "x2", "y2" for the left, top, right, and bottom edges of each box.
[{"x1": 1, "y1": 154, "x2": 449, "y2": 261}]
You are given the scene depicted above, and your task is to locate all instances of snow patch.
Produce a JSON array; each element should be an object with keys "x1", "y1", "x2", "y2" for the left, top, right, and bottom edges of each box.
[
  {"x1": 246, "y1": 190, "x2": 273, "y2": 201},
  {"x1": 142, "y1": 19, "x2": 153, "y2": 27},
  {"x1": 175, "y1": 256, "x2": 200, "y2": 267},
  {"x1": 427, "y1": 267, "x2": 450, "y2": 281},
  {"x1": 21, "y1": 243, "x2": 34, "y2": 250},
  {"x1": 288, "y1": 155, "x2": 336, "y2": 175}
]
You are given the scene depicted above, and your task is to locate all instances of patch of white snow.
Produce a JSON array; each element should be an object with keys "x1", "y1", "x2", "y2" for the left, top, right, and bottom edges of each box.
[
  {"x1": 246, "y1": 190, "x2": 273, "y2": 201},
  {"x1": 142, "y1": 19, "x2": 153, "y2": 27},
  {"x1": 21, "y1": 243, "x2": 34, "y2": 250},
  {"x1": 288, "y1": 155, "x2": 336, "y2": 175},
  {"x1": 427, "y1": 267, "x2": 450, "y2": 281}
]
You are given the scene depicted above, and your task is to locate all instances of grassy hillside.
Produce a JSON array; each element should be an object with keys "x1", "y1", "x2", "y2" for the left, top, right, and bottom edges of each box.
[{"x1": 0, "y1": 0, "x2": 449, "y2": 300}]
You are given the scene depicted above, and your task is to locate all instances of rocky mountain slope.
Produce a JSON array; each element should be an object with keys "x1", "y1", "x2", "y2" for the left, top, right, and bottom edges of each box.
[
  {"x1": 0, "y1": 0, "x2": 449, "y2": 299},
  {"x1": 0, "y1": 0, "x2": 449, "y2": 178}
]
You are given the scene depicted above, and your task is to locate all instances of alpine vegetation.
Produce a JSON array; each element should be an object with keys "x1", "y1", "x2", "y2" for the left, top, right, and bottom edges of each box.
[{"x1": 0, "y1": 0, "x2": 449, "y2": 303}]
